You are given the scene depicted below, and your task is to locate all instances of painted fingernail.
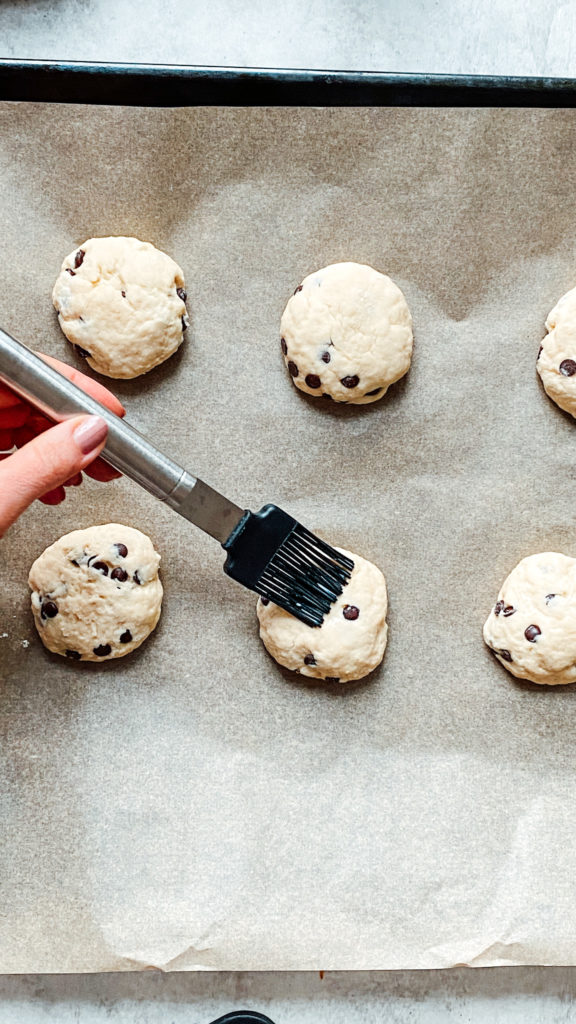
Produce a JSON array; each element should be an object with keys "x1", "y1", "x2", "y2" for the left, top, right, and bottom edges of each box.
[{"x1": 73, "y1": 415, "x2": 108, "y2": 454}]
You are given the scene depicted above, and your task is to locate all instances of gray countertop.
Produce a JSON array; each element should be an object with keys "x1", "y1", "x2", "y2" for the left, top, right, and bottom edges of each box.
[
  {"x1": 2, "y1": 0, "x2": 576, "y2": 1019},
  {"x1": 0, "y1": 0, "x2": 572, "y2": 77}
]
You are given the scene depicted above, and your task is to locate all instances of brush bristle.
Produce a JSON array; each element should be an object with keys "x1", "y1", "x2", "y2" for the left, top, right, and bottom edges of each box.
[{"x1": 257, "y1": 524, "x2": 354, "y2": 626}]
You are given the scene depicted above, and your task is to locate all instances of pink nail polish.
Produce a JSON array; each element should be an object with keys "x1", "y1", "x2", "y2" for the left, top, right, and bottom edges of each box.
[{"x1": 73, "y1": 415, "x2": 108, "y2": 454}]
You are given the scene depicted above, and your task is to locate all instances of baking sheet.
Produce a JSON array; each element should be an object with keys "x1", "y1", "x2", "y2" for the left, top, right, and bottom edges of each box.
[{"x1": 2, "y1": 104, "x2": 576, "y2": 971}]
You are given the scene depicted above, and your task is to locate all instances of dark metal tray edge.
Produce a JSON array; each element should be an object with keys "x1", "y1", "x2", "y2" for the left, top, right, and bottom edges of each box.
[{"x1": 2, "y1": 59, "x2": 576, "y2": 106}]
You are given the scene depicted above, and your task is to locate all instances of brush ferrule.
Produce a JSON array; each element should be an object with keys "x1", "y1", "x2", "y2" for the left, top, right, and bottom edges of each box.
[{"x1": 222, "y1": 504, "x2": 296, "y2": 585}]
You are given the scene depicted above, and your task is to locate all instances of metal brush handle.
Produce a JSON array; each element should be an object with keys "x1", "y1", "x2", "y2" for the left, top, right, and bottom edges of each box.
[{"x1": 0, "y1": 328, "x2": 244, "y2": 543}]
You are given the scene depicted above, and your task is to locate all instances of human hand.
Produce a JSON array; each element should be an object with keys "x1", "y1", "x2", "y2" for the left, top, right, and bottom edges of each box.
[{"x1": 0, "y1": 354, "x2": 125, "y2": 537}]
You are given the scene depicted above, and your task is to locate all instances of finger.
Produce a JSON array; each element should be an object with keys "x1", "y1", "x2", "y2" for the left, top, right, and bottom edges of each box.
[
  {"x1": 39, "y1": 486, "x2": 66, "y2": 505},
  {"x1": 0, "y1": 414, "x2": 108, "y2": 537},
  {"x1": 27, "y1": 412, "x2": 52, "y2": 432},
  {"x1": 0, "y1": 386, "x2": 24, "y2": 410},
  {"x1": 0, "y1": 405, "x2": 30, "y2": 429},
  {"x1": 84, "y1": 456, "x2": 122, "y2": 482},
  {"x1": 13, "y1": 424, "x2": 38, "y2": 448},
  {"x1": 39, "y1": 354, "x2": 125, "y2": 417},
  {"x1": 13, "y1": 416, "x2": 51, "y2": 449},
  {"x1": 62, "y1": 472, "x2": 83, "y2": 487}
]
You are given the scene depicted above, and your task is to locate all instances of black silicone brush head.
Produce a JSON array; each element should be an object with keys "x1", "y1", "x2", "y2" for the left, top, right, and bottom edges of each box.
[
  {"x1": 222, "y1": 504, "x2": 354, "y2": 627},
  {"x1": 209, "y1": 1013, "x2": 277, "y2": 1024}
]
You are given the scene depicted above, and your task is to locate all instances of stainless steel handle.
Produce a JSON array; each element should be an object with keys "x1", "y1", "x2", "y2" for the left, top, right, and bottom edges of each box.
[{"x1": 0, "y1": 328, "x2": 244, "y2": 543}]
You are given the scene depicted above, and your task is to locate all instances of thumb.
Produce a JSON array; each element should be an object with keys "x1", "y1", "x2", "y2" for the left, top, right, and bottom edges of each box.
[{"x1": 0, "y1": 415, "x2": 108, "y2": 536}]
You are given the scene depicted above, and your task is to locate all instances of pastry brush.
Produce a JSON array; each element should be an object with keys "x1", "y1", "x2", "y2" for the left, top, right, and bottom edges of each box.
[{"x1": 0, "y1": 328, "x2": 353, "y2": 626}]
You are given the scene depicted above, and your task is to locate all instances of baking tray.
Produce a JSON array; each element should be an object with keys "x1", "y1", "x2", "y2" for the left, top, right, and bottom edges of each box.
[{"x1": 3, "y1": 60, "x2": 576, "y2": 978}]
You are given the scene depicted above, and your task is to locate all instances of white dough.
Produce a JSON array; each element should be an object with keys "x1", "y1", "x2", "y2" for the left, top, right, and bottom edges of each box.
[
  {"x1": 538, "y1": 285, "x2": 576, "y2": 417},
  {"x1": 257, "y1": 548, "x2": 388, "y2": 683},
  {"x1": 53, "y1": 236, "x2": 188, "y2": 378},
  {"x1": 483, "y1": 552, "x2": 576, "y2": 685},
  {"x1": 280, "y1": 262, "x2": 413, "y2": 404},
  {"x1": 29, "y1": 524, "x2": 163, "y2": 662}
]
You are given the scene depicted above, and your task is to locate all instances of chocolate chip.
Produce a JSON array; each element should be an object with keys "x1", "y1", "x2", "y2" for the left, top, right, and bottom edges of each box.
[
  {"x1": 91, "y1": 561, "x2": 109, "y2": 576},
  {"x1": 75, "y1": 345, "x2": 91, "y2": 359},
  {"x1": 545, "y1": 593, "x2": 556, "y2": 604},
  {"x1": 114, "y1": 543, "x2": 128, "y2": 558},
  {"x1": 133, "y1": 571, "x2": 142, "y2": 585},
  {"x1": 119, "y1": 629, "x2": 132, "y2": 644},
  {"x1": 66, "y1": 268, "x2": 76, "y2": 276},
  {"x1": 560, "y1": 359, "x2": 576, "y2": 376},
  {"x1": 177, "y1": 287, "x2": 187, "y2": 302},
  {"x1": 498, "y1": 649, "x2": 513, "y2": 663},
  {"x1": 181, "y1": 316, "x2": 188, "y2": 332},
  {"x1": 111, "y1": 567, "x2": 128, "y2": 582},
  {"x1": 260, "y1": 596, "x2": 269, "y2": 606},
  {"x1": 65, "y1": 649, "x2": 81, "y2": 660},
  {"x1": 74, "y1": 249, "x2": 85, "y2": 268},
  {"x1": 494, "y1": 600, "x2": 505, "y2": 616},
  {"x1": 305, "y1": 373, "x2": 321, "y2": 389},
  {"x1": 366, "y1": 387, "x2": 382, "y2": 396},
  {"x1": 341, "y1": 375, "x2": 359, "y2": 389},
  {"x1": 281, "y1": 338, "x2": 288, "y2": 355},
  {"x1": 93, "y1": 644, "x2": 111, "y2": 657},
  {"x1": 325, "y1": 676, "x2": 340, "y2": 683},
  {"x1": 321, "y1": 351, "x2": 331, "y2": 363},
  {"x1": 41, "y1": 600, "x2": 58, "y2": 619},
  {"x1": 322, "y1": 393, "x2": 333, "y2": 400},
  {"x1": 288, "y1": 361, "x2": 299, "y2": 377},
  {"x1": 537, "y1": 345, "x2": 543, "y2": 360},
  {"x1": 525, "y1": 624, "x2": 541, "y2": 642},
  {"x1": 70, "y1": 559, "x2": 79, "y2": 567},
  {"x1": 343, "y1": 605, "x2": 359, "y2": 620},
  {"x1": 503, "y1": 605, "x2": 516, "y2": 617},
  {"x1": 121, "y1": 290, "x2": 126, "y2": 298},
  {"x1": 304, "y1": 654, "x2": 316, "y2": 665},
  {"x1": 294, "y1": 284, "x2": 303, "y2": 295}
]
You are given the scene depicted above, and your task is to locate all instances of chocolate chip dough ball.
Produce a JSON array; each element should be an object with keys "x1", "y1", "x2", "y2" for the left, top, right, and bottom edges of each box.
[
  {"x1": 537, "y1": 285, "x2": 576, "y2": 417},
  {"x1": 257, "y1": 548, "x2": 388, "y2": 683},
  {"x1": 53, "y1": 236, "x2": 189, "y2": 379},
  {"x1": 483, "y1": 552, "x2": 576, "y2": 685},
  {"x1": 280, "y1": 262, "x2": 413, "y2": 404},
  {"x1": 29, "y1": 524, "x2": 162, "y2": 662}
]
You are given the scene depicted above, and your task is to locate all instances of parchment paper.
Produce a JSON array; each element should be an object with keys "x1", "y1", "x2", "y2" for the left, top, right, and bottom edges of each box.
[{"x1": 2, "y1": 104, "x2": 576, "y2": 972}]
